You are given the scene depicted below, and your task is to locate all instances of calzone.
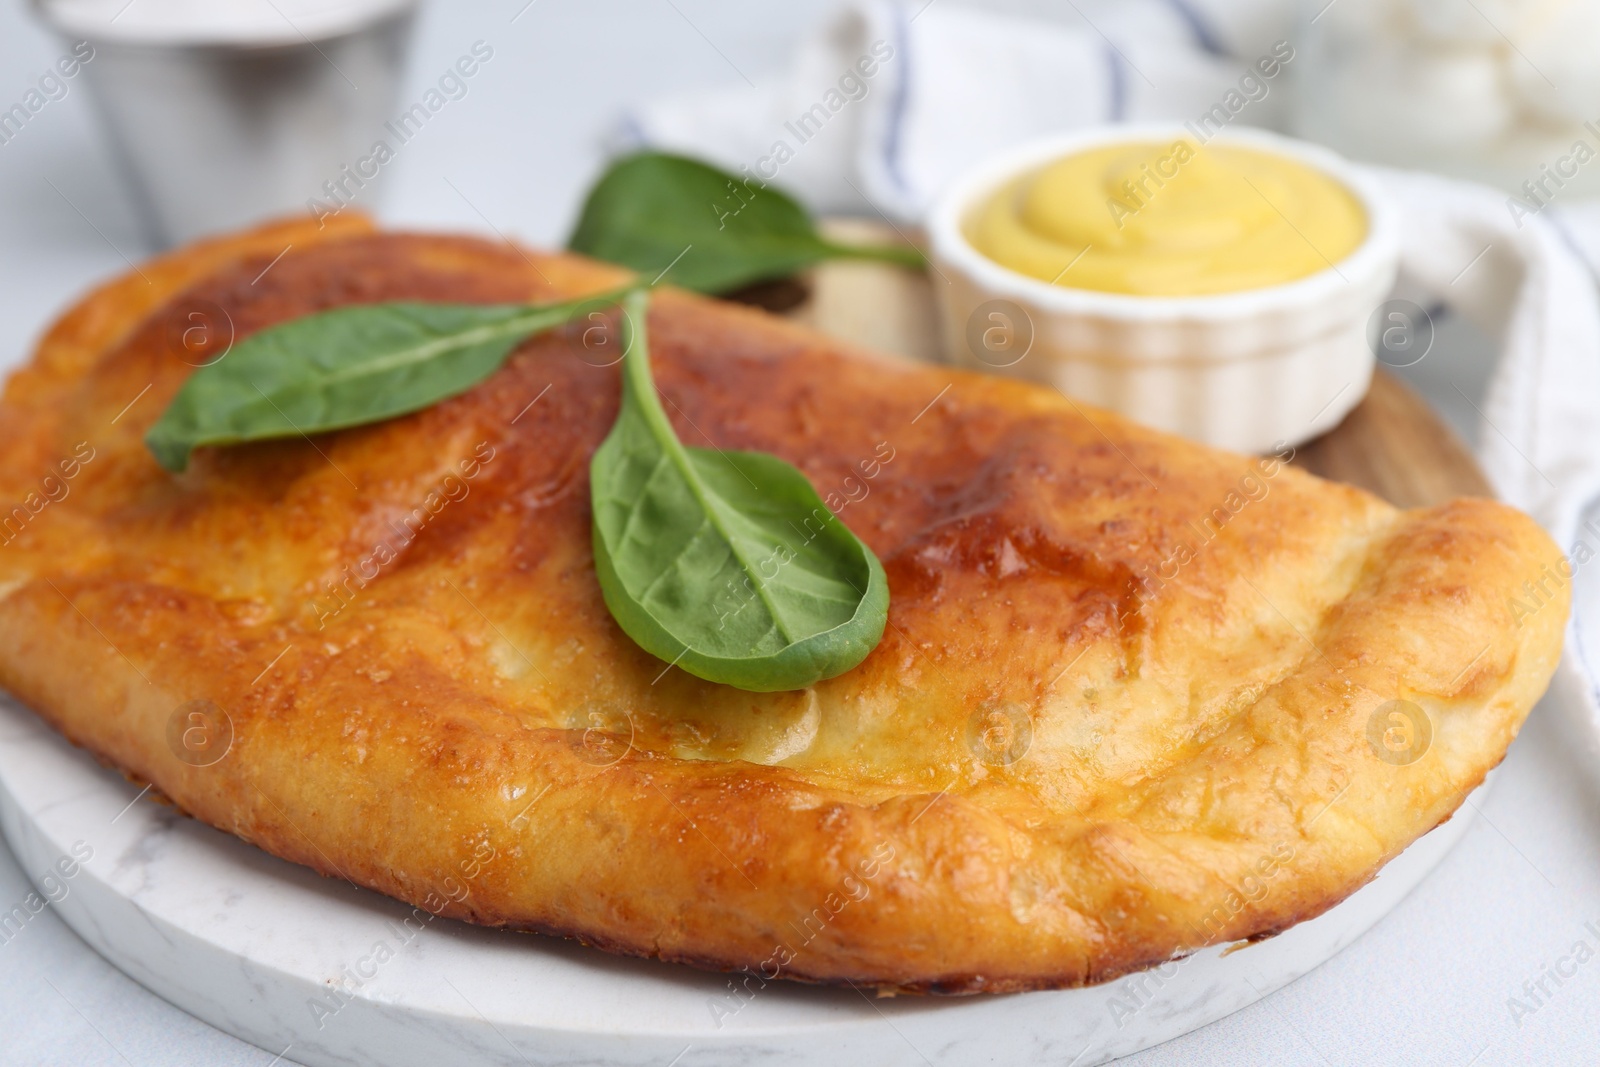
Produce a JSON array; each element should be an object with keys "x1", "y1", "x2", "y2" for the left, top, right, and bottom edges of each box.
[{"x1": 0, "y1": 217, "x2": 1566, "y2": 993}]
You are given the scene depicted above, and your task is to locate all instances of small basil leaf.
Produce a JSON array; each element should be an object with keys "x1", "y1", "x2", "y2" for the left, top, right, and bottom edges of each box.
[
  {"x1": 146, "y1": 286, "x2": 635, "y2": 472},
  {"x1": 567, "y1": 151, "x2": 924, "y2": 294},
  {"x1": 591, "y1": 289, "x2": 888, "y2": 691}
]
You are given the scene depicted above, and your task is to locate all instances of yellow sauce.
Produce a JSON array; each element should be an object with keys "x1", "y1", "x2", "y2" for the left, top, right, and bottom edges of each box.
[{"x1": 967, "y1": 140, "x2": 1366, "y2": 296}]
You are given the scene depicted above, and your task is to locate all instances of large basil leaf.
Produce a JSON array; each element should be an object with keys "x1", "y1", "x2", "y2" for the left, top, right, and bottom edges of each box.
[
  {"x1": 146, "y1": 286, "x2": 634, "y2": 472},
  {"x1": 568, "y1": 152, "x2": 924, "y2": 294},
  {"x1": 591, "y1": 289, "x2": 888, "y2": 690}
]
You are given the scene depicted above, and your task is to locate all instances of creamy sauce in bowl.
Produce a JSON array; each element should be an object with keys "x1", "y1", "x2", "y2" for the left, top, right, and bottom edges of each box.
[{"x1": 966, "y1": 139, "x2": 1367, "y2": 297}]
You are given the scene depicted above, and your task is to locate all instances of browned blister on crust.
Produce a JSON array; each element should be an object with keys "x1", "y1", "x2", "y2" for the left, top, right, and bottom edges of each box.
[{"x1": 0, "y1": 218, "x2": 1567, "y2": 993}]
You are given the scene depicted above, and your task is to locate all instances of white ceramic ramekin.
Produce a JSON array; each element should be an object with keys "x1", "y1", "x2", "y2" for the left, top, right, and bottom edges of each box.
[{"x1": 927, "y1": 125, "x2": 1401, "y2": 454}]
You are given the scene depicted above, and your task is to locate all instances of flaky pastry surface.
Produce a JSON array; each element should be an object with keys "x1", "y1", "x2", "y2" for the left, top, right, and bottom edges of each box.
[{"x1": 0, "y1": 218, "x2": 1566, "y2": 992}]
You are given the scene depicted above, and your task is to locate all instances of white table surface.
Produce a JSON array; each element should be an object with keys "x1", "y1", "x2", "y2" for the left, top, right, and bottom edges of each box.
[{"x1": 1, "y1": 2, "x2": 1598, "y2": 1064}]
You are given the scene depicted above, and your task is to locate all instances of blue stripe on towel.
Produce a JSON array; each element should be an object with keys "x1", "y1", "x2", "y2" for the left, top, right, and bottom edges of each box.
[
  {"x1": 1105, "y1": 41, "x2": 1127, "y2": 122},
  {"x1": 1163, "y1": 0, "x2": 1227, "y2": 57},
  {"x1": 1546, "y1": 205, "x2": 1600, "y2": 726},
  {"x1": 617, "y1": 111, "x2": 649, "y2": 150},
  {"x1": 1573, "y1": 550, "x2": 1600, "y2": 728},
  {"x1": 1548, "y1": 207, "x2": 1600, "y2": 292},
  {"x1": 881, "y1": 1, "x2": 914, "y2": 196}
]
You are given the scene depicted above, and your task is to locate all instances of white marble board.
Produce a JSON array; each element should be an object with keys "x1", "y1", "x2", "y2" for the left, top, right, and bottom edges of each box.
[{"x1": 0, "y1": 692, "x2": 1485, "y2": 1067}]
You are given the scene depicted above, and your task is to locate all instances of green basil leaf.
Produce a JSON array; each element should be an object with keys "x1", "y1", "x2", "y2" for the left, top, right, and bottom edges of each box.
[
  {"x1": 591, "y1": 289, "x2": 888, "y2": 691},
  {"x1": 567, "y1": 152, "x2": 924, "y2": 293},
  {"x1": 146, "y1": 286, "x2": 637, "y2": 472}
]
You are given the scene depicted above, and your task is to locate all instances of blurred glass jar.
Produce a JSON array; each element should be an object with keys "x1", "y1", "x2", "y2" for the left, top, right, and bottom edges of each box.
[{"x1": 1292, "y1": 0, "x2": 1600, "y2": 199}]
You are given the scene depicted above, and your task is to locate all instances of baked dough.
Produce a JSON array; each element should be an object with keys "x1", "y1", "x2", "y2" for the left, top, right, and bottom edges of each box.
[{"x1": 0, "y1": 217, "x2": 1566, "y2": 993}]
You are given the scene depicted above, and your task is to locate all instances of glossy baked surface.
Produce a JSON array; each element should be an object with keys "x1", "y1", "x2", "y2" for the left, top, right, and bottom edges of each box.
[{"x1": 0, "y1": 217, "x2": 1566, "y2": 992}]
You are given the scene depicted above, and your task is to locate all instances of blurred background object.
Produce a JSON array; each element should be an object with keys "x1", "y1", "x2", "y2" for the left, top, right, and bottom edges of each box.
[
  {"x1": 31, "y1": 0, "x2": 418, "y2": 246},
  {"x1": 1293, "y1": 0, "x2": 1600, "y2": 200}
]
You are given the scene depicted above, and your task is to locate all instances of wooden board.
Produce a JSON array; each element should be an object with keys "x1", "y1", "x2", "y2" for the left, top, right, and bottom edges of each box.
[
  {"x1": 744, "y1": 220, "x2": 1490, "y2": 510},
  {"x1": 1290, "y1": 371, "x2": 1492, "y2": 506}
]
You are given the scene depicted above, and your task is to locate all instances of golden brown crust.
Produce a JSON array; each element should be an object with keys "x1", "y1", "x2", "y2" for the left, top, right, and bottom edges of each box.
[{"x1": 0, "y1": 219, "x2": 1567, "y2": 993}]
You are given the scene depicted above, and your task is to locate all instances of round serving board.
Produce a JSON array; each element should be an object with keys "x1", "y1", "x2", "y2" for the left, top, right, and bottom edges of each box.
[
  {"x1": 0, "y1": 233, "x2": 1496, "y2": 1067},
  {"x1": 0, "y1": 704, "x2": 1491, "y2": 1067}
]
